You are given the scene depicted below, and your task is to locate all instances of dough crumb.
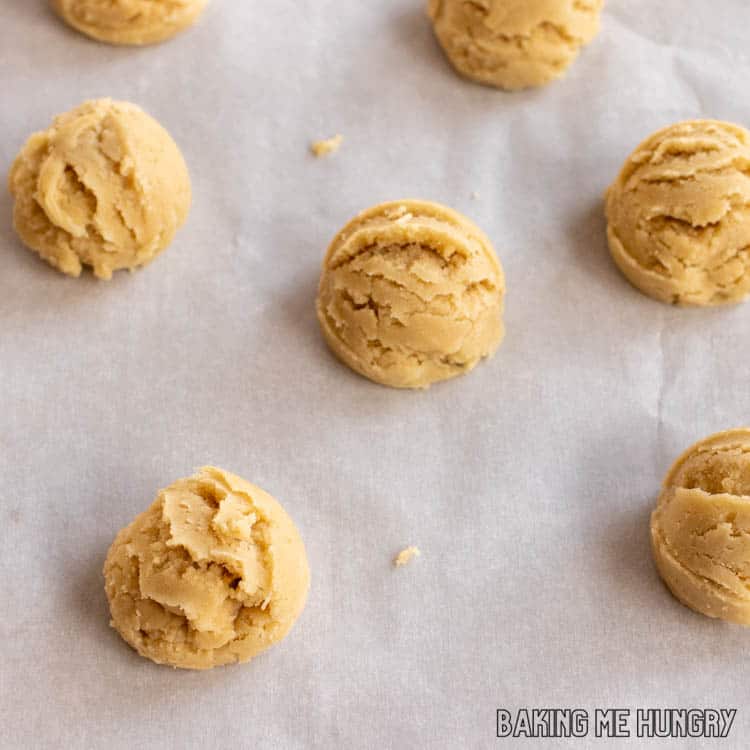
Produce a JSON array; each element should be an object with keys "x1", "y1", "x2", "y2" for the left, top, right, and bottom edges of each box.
[
  {"x1": 471, "y1": 191, "x2": 481, "y2": 200},
  {"x1": 394, "y1": 546, "x2": 421, "y2": 567},
  {"x1": 311, "y1": 134, "x2": 343, "y2": 158}
]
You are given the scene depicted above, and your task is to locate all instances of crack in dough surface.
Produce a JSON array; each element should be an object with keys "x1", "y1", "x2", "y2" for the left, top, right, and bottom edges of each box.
[
  {"x1": 8, "y1": 99, "x2": 191, "y2": 279},
  {"x1": 605, "y1": 120, "x2": 750, "y2": 306},
  {"x1": 51, "y1": 0, "x2": 209, "y2": 46},
  {"x1": 651, "y1": 429, "x2": 750, "y2": 624},
  {"x1": 316, "y1": 200, "x2": 505, "y2": 389},
  {"x1": 103, "y1": 467, "x2": 310, "y2": 669},
  {"x1": 427, "y1": 0, "x2": 603, "y2": 90}
]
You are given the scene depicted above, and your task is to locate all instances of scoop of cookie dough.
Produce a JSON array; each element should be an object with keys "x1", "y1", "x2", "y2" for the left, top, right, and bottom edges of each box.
[
  {"x1": 651, "y1": 429, "x2": 750, "y2": 624},
  {"x1": 606, "y1": 120, "x2": 750, "y2": 306},
  {"x1": 51, "y1": 0, "x2": 208, "y2": 46},
  {"x1": 8, "y1": 99, "x2": 191, "y2": 280},
  {"x1": 104, "y1": 467, "x2": 310, "y2": 669},
  {"x1": 316, "y1": 200, "x2": 505, "y2": 389},
  {"x1": 427, "y1": 0, "x2": 603, "y2": 90}
]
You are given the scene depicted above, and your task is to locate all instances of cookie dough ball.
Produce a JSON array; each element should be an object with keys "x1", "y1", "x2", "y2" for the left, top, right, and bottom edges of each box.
[
  {"x1": 51, "y1": 0, "x2": 208, "y2": 46},
  {"x1": 316, "y1": 200, "x2": 505, "y2": 389},
  {"x1": 104, "y1": 467, "x2": 310, "y2": 669},
  {"x1": 606, "y1": 120, "x2": 750, "y2": 306},
  {"x1": 8, "y1": 99, "x2": 191, "y2": 280},
  {"x1": 427, "y1": 0, "x2": 603, "y2": 90},
  {"x1": 651, "y1": 429, "x2": 750, "y2": 624}
]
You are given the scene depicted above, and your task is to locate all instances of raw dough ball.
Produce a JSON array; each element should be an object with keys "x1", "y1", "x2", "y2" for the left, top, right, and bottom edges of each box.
[
  {"x1": 8, "y1": 99, "x2": 191, "y2": 280},
  {"x1": 606, "y1": 120, "x2": 750, "y2": 306},
  {"x1": 51, "y1": 0, "x2": 208, "y2": 46},
  {"x1": 651, "y1": 429, "x2": 750, "y2": 624},
  {"x1": 427, "y1": 0, "x2": 603, "y2": 90},
  {"x1": 104, "y1": 467, "x2": 310, "y2": 670},
  {"x1": 316, "y1": 200, "x2": 505, "y2": 389}
]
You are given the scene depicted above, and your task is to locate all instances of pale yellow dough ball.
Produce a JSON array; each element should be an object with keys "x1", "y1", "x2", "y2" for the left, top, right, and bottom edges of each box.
[
  {"x1": 104, "y1": 467, "x2": 310, "y2": 670},
  {"x1": 427, "y1": 0, "x2": 603, "y2": 90},
  {"x1": 606, "y1": 120, "x2": 750, "y2": 306},
  {"x1": 8, "y1": 99, "x2": 191, "y2": 280},
  {"x1": 52, "y1": 0, "x2": 209, "y2": 46},
  {"x1": 316, "y1": 200, "x2": 505, "y2": 389},
  {"x1": 651, "y1": 429, "x2": 750, "y2": 625}
]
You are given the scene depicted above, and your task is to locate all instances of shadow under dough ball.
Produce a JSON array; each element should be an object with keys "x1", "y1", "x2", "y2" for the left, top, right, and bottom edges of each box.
[
  {"x1": 651, "y1": 429, "x2": 750, "y2": 624},
  {"x1": 51, "y1": 0, "x2": 209, "y2": 46},
  {"x1": 606, "y1": 120, "x2": 750, "y2": 306},
  {"x1": 104, "y1": 467, "x2": 310, "y2": 670},
  {"x1": 427, "y1": 0, "x2": 604, "y2": 90},
  {"x1": 316, "y1": 200, "x2": 505, "y2": 389},
  {"x1": 8, "y1": 99, "x2": 191, "y2": 280}
]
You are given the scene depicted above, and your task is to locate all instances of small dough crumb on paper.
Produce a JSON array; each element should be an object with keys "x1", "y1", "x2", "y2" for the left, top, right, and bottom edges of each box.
[
  {"x1": 394, "y1": 546, "x2": 421, "y2": 567},
  {"x1": 311, "y1": 134, "x2": 343, "y2": 157}
]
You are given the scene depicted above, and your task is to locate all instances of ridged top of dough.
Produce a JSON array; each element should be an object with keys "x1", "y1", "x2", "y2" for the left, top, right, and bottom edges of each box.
[
  {"x1": 316, "y1": 200, "x2": 505, "y2": 389},
  {"x1": 52, "y1": 0, "x2": 209, "y2": 46},
  {"x1": 606, "y1": 120, "x2": 750, "y2": 306},
  {"x1": 104, "y1": 467, "x2": 310, "y2": 670},
  {"x1": 8, "y1": 99, "x2": 191, "y2": 279},
  {"x1": 428, "y1": 0, "x2": 603, "y2": 90},
  {"x1": 651, "y1": 430, "x2": 750, "y2": 621}
]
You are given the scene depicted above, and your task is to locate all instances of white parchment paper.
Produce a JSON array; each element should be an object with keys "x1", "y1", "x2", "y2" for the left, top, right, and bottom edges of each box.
[{"x1": 2, "y1": 2, "x2": 750, "y2": 748}]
